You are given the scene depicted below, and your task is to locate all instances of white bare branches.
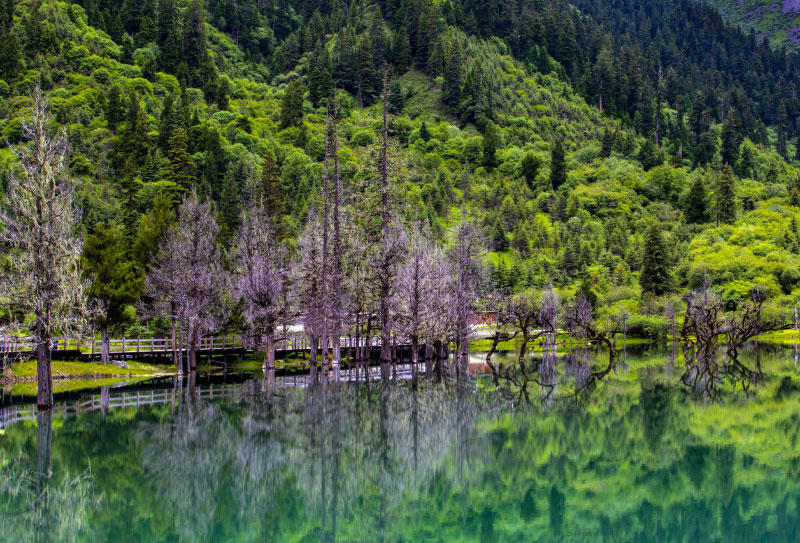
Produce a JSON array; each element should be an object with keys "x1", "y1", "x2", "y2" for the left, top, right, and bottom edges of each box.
[
  {"x1": 145, "y1": 191, "x2": 227, "y2": 370},
  {"x1": 0, "y1": 83, "x2": 87, "y2": 407},
  {"x1": 233, "y1": 200, "x2": 288, "y2": 370}
]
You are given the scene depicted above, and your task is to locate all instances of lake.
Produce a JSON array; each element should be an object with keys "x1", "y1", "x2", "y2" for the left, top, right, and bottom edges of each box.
[{"x1": 2, "y1": 342, "x2": 800, "y2": 542}]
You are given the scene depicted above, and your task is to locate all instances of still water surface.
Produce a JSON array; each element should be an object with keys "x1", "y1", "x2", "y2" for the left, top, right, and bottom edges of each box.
[{"x1": 2, "y1": 343, "x2": 800, "y2": 542}]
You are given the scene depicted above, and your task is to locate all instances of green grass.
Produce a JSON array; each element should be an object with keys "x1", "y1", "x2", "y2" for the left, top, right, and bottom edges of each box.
[{"x1": 6, "y1": 360, "x2": 173, "y2": 380}]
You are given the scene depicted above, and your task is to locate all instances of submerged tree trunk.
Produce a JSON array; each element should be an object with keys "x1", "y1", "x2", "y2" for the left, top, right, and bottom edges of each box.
[{"x1": 36, "y1": 321, "x2": 53, "y2": 410}]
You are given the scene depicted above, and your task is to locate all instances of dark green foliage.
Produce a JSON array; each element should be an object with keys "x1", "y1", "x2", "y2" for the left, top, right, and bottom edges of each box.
[
  {"x1": 308, "y1": 41, "x2": 334, "y2": 107},
  {"x1": 83, "y1": 223, "x2": 141, "y2": 331},
  {"x1": 521, "y1": 151, "x2": 541, "y2": 190},
  {"x1": 549, "y1": 140, "x2": 566, "y2": 190},
  {"x1": 490, "y1": 218, "x2": 509, "y2": 252},
  {"x1": 114, "y1": 89, "x2": 149, "y2": 171},
  {"x1": 638, "y1": 140, "x2": 662, "y2": 171},
  {"x1": 685, "y1": 176, "x2": 707, "y2": 224},
  {"x1": 639, "y1": 222, "x2": 672, "y2": 296},
  {"x1": 721, "y1": 110, "x2": 742, "y2": 166},
  {"x1": 160, "y1": 128, "x2": 195, "y2": 197},
  {"x1": 105, "y1": 84, "x2": 125, "y2": 134},
  {"x1": 482, "y1": 121, "x2": 500, "y2": 170},
  {"x1": 280, "y1": 79, "x2": 305, "y2": 129},
  {"x1": 717, "y1": 163, "x2": 737, "y2": 225},
  {"x1": 259, "y1": 151, "x2": 285, "y2": 230},
  {"x1": 600, "y1": 128, "x2": 614, "y2": 158}
]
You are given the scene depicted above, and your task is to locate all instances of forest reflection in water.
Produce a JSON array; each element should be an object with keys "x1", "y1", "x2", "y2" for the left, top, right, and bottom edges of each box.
[{"x1": 2, "y1": 342, "x2": 800, "y2": 542}]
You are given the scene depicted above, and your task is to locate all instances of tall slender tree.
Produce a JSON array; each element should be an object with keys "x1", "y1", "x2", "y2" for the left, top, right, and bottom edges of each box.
[{"x1": 0, "y1": 85, "x2": 87, "y2": 408}]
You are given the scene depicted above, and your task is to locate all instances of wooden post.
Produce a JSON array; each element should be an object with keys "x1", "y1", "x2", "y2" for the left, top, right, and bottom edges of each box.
[
  {"x1": 121, "y1": 337, "x2": 125, "y2": 358},
  {"x1": 91, "y1": 338, "x2": 95, "y2": 357},
  {"x1": 137, "y1": 338, "x2": 141, "y2": 356}
]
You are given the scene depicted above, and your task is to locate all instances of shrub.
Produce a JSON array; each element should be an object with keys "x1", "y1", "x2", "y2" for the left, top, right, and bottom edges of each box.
[{"x1": 625, "y1": 314, "x2": 668, "y2": 339}]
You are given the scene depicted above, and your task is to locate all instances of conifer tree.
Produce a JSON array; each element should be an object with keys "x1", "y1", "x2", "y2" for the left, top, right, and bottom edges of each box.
[
  {"x1": 280, "y1": 79, "x2": 305, "y2": 129},
  {"x1": 685, "y1": 176, "x2": 707, "y2": 224},
  {"x1": 717, "y1": 163, "x2": 737, "y2": 225},
  {"x1": 83, "y1": 223, "x2": 141, "y2": 364},
  {"x1": 259, "y1": 151, "x2": 285, "y2": 230},
  {"x1": 308, "y1": 41, "x2": 334, "y2": 107},
  {"x1": 105, "y1": 84, "x2": 125, "y2": 134},
  {"x1": 115, "y1": 89, "x2": 149, "y2": 171},
  {"x1": 521, "y1": 151, "x2": 541, "y2": 190},
  {"x1": 720, "y1": 109, "x2": 741, "y2": 166},
  {"x1": 490, "y1": 218, "x2": 509, "y2": 252},
  {"x1": 482, "y1": 121, "x2": 500, "y2": 170},
  {"x1": 639, "y1": 222, "x2": 672, "y2": 296},
  {"x1": 160, "y1": 128, "x2": 195, "y2": 197},
  {"x1": 600, "y1": 128, "x2": 614, "y2": 158},
  {"x1": 550, "y1": 139, "x2": 567, "y2": 190}
]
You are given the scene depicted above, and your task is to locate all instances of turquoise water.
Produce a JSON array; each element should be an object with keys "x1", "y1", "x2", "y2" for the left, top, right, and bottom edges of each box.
[{"x1": 2, "y1": 343, "x2": 800, "y2": 542}]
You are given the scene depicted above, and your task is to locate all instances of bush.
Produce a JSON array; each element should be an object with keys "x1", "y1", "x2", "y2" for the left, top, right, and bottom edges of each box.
[{"x1": 625, "y1": 314, "x2": 668, "y2": 339}]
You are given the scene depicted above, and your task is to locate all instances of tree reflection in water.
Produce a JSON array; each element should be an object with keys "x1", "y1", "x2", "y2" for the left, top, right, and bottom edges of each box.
[{"x1": 2, "y1": 347, "x2": 800, "y2": 542}]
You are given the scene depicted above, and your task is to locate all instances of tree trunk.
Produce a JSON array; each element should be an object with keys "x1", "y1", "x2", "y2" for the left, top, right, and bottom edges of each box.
[
  {"x1": 411, "y1": 336, "x2": 419, "y2": 377},
  {"x1": 101, "y1": 326, "x2": 110, "y2": 365},
  {"x1": 424, "y1": 342, "x2": 434, "y2": 377},
  {"x1": 309, "y1": 335, "x2": 319, "y2": 380},
  {"x1": 263, "y1": 326, "x2": 276, "y2": 371},
  {"x1": 171, "y1": 317, "x2": 179, "y2": 374},
  {"x1": 459, "y1": 333, "x2": 469, "y2": 376},
  {"x1": 36, "y1": 322, "x2": 53, "y2": 410}
]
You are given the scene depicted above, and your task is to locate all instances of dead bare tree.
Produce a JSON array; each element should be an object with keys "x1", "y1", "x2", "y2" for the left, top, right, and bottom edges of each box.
[
  {"x1": 234, "y1": 199, "x2": 287, "y2": 371},
  {"x1": 395, "y1": 227, "x2": 442, "y2": 375},
  {"x1": 446, "y1": 216, "x2": 484, "y2": 377},
  {"x1": 562, "y1": 292, "x2": 620, "y2": 393},
  {"x1": 297, "y1": 212, "x2": 325, "y2": 378},
  {"x1": 0, "y1": 84, "x2": 88, "y2": 409},
  {"x1": 146, "y1": 191, "x2": 227, "y2": 372},
  {"x1": 680, "y1": 283, "x2": 768, "y2": 397}
]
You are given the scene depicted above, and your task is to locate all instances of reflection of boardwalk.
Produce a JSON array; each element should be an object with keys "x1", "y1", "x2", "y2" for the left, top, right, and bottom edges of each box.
[
  {"x1": 0, "y1": 384, "x2": 244, "y2": 431},
  {"x1": 0, "y1": 364, "x2": 440, "y2": 431}
]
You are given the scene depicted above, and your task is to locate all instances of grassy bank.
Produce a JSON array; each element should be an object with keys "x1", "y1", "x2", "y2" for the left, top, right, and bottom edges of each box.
[{"x1": 5, "y1": 360, "x2": 173, "y2": 381}]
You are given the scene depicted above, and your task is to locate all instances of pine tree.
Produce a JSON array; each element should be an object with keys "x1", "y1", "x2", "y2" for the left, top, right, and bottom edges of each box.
[
  {"x1": 418, "y1": 121, "x2": 431, "y2": 142},
  {"x1": 600, "y1": 128, "x2": 614, "y2": 158},
  {"x1": 160, "y1": 127, "x2": 195, "y2": 198},
  {"x1": 638, "y1": 139, "x2": 662, "y2": 170},
  {"x1": 521, "y1": 151, "x2": 541, "y2": 190},
  {"x1": 219, "y1": 168, "x2": 241, "y2": 244},
  {"x1": 639, "y1": 222, "x2": 672, "y2": 296},
  {"x1": 259, "y1": 151, "x2": 285, "y2": 227},
  {"x1": 777, "y1": 102, "x2": 789, "y2": 159},
  {"x1": 115, "y1": 88, "x2": 149, "y2": 171},
  {"x1": 280, "y1": 79, "x2": 305, "y2": 129},
  {"x1": 717, "y1": 163, "x2": 737, "y2": 225},
  {"x1": 105, "y1": 84, "x2": 125, "y2": 133},
  {"x1": 685, "y1": 176, "x2": 707, "y2": 224},
  {"x1": 308, "y1": 41, "x2": 334, "y2": 107},
  {"x1": 83, "y1": 223, "x2": 141, "y2": 364},
  {"x1": 720, "y1": 109, "x2": 741, "y2": 166},
  {"x1": 0, "y1": 28, "x2": 21, "y2": 80},
  {"x1": 482, "y1": 121, "x2": 500, "y2": 170},
  {"x1": 550, "y1": 139, "x2": 567, "y2": 190},
  {"x1": 490, "y1": 218, "x2": 509, "y2": 252}
]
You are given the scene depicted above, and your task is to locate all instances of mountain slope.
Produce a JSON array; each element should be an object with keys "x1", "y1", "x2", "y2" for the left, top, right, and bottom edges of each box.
[
  {"x1": 1, "y1": 0, "x2": 800, "y2": 337},
  {"x1": 700, "y1": 0, "x2": 800, "y2": 50}
]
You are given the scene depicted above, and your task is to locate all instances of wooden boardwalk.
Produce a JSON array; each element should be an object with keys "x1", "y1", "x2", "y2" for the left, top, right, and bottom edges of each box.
[{"x1": 0, "y1": 335, "x2": 391, "y2": 362}]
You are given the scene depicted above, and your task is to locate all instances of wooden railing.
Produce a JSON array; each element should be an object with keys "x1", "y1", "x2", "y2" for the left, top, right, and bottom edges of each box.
[{"x1": 0, "y1": 334, "x2": 403, "y2": 363}]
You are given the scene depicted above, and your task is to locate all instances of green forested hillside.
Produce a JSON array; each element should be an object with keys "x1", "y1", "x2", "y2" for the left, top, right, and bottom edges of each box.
[
  {"x1": 2, "y1": 0, "x2": 800, "y2": 337},
  {"x1": 700, "y1": 0, "x2": 800, "y2": 51}
]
